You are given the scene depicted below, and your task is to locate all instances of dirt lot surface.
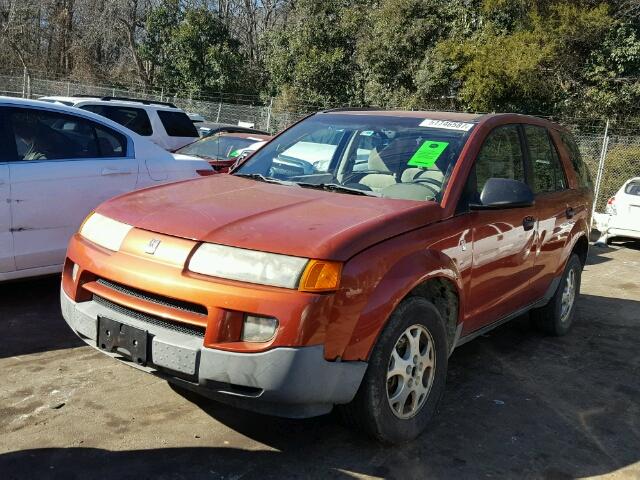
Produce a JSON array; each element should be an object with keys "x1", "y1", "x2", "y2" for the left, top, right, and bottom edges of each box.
[{"x1": 1, "y1": 242, "x2": 639, "y2": 479}]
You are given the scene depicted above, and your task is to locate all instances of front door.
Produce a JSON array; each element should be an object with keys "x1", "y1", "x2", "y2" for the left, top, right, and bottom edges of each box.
[
  {"x1": 465, "y1": 124, "x2": 538, "y2": 334},
  {"x1": 6, "y1": 106, "x2": 138, "y2": 270}
]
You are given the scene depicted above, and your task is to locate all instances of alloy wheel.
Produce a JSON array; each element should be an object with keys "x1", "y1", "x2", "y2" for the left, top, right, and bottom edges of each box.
[{"x1": 386, "y1": 324, "x2": 436, "y2": 419}]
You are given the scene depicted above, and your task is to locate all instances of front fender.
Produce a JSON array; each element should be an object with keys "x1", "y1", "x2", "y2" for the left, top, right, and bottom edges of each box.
[{"x1": 325, "y1": 244, "x2": 464, "y2": 362}]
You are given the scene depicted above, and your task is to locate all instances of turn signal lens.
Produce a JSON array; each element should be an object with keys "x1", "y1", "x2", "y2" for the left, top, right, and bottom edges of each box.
[{"x1": 299, "y1": 260, "x2": 342, "y2": 292}]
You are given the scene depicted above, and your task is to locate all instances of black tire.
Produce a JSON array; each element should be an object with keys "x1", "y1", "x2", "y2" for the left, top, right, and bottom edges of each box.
[
  {"x1": 340, "y1": 297, "x2": 448, "y2": 444},
  {"x1": 531, "y1": 253, "x2": 583, "y2": 336}
]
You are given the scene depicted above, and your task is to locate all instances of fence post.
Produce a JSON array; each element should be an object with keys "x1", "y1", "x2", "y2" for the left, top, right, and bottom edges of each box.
[
  {"x1": 67, "y1": 81, "x2": 70, "y2": 96},
  {"x1": 216, "y1": 102, "x2": 222, "y2": 122},
  {"x1": 266, "y1": 97, "x2": 273, "y2": 133},
  {"x1": 591, "y1": 119, "x2": 610, "y2": 227},
  {"x1": 21, "y1": 67, "x2": 26, "y2": 98}
]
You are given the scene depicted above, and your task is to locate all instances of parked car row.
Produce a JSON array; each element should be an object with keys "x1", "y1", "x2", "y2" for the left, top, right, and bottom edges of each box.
[
  {"x1": 0, "y1": 97, "x2": 214, "y2": 281},
  {"x1": 57, "y1": 109, "x2": 593, "y2": 443}
]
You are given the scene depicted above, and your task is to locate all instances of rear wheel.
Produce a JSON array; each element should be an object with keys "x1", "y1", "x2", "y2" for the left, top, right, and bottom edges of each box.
[
  {"x1": 532, "y1": 253, "x2": 582, "y2": 336},
  {"x1": 341, "y1": 297, "x2": 448, "y2": 443}
]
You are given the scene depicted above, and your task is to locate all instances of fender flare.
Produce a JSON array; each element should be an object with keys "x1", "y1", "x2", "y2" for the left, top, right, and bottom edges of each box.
[{"x1": 338, "y1": 249, "x2": 464, "y2": 361}]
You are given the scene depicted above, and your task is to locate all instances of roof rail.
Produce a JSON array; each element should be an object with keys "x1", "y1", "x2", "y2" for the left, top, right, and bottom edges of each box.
[
  {"x1": 99, "y1": 96, "x2": 178, "y2": 109},
  {"x1": 321, "y1": 107, "x2": 381, "y2": 113}
]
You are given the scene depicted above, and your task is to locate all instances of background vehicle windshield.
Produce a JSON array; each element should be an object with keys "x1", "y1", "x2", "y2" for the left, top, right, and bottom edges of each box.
[
  {"x1": 177, "y1": 134, "x2": 258, "y2": 159},
  {"x1": 234, "y1": 113, "x2": 474, "y2": 202}
]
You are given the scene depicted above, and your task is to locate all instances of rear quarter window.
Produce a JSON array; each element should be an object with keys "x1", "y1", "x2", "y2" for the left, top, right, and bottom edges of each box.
[
  {"x1": 80, "y1": 104, "x2": 153, "y2": 136},
  {"x1": 157, "y1": 110, "x2": 199, "y2": 137},
  {"x1": 625, "y1": 181, "x2": 640, "y2": 196},
  {"x1": 558, "y1": 131, "x2": 593, "y2": 190}
]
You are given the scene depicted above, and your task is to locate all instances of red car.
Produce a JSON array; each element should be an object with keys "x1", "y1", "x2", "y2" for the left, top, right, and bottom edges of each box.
[
  {"x1": 61, "y1": 110, "x2": 592, "y2": 443},
  {"x1": 173, "y1": 131, "x2": 272, "y2": 172}
]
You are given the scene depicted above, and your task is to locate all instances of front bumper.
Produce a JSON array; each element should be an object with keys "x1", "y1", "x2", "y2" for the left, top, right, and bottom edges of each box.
[{"x1": 61, "y1": 288, "x2": 367, "y2": 418}]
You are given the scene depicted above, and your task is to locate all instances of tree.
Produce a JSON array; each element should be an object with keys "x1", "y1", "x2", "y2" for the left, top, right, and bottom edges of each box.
[
  {"x1": 139, "y1": 0, "x2": 246, "y2": 96},
  {"x1": 264, "y1": 0, "x2": 362, "y2": 109}
]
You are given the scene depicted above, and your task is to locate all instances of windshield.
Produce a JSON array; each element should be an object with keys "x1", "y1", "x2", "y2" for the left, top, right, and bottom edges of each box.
[
  {"x1": 234, "y1": 113, "x2": 474, "y2": 202},
  {"x1": 177, "y1": 134, "x2": 259, "y2": 160}
]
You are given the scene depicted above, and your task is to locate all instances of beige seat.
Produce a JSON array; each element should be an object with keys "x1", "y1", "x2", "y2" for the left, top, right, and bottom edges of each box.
[{"x1": 358, "y1": 148, "x2": 397, "y2": 192}]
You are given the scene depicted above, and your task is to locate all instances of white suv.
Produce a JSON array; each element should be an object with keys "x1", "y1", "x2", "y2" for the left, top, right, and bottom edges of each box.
[
  {"x1": 0, "y1": 96, "x2": 212, "y2": 281},
  {"x1": 39, "y1": 96, "x2": 200, "y2": 151}
]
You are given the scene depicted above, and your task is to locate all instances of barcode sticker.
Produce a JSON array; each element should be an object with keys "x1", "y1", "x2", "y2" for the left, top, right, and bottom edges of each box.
[{"x1": 419, "y1": 119, "x2": 475, "y2": 131}]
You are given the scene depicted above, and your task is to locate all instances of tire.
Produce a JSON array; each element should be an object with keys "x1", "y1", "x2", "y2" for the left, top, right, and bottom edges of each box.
[
  {"x1": 340, "y1": 297, "x2": 448, "y2": 444},
  {"x1": 531, "y1": 253, "x2": 583, "y2": 336}
]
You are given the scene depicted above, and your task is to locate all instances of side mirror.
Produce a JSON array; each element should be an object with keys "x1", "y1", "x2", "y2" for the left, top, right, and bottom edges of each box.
[{"x1": 470, "y1": 178, "x2": 534, "y2": 210}]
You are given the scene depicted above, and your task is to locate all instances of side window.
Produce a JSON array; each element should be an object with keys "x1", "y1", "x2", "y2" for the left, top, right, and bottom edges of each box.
[
  {"x1": 559, "y1": 131, "x2": 593, "y2": 190},
  {"x1": 525, "y1": 125, "x2": 566, "y2": 193},
  {"x1": 157, "y1": 110, "x2": 199, "y2": 137},
  {"x1": 95, "y1": 125, "x2": 127, "y2": 157},
  {"x1": 81, "y1": 104, "x2": 153, "y2": 136},
  {"x1": 0, "y1": 107, "x2": 16, "y2": 162},
  {"x1": 9, "y1": 108, "x2": 99, "y2": 161},
  {"x1": 475, "y1": 125, "x2": 525, "y2": 193}
]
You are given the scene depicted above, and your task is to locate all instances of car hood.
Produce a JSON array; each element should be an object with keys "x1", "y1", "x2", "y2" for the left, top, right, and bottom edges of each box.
[{"x1": 97, "y1": 175, "x2": 442, "y2": 260}]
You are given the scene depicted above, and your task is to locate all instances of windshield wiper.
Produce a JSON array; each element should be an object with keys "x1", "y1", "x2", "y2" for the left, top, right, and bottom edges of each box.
[
  {"x1": 297, "y1": 182, "x2": 379, "y2": 197},
  {"x1": 234, "y1": 173, "x2": 299, "y2": 186}
]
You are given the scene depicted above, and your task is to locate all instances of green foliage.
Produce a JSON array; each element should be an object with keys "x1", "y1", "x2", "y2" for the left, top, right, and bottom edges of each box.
[
  {"x1": 262, "y1": 0, "x2": 640, "y2": 120},
  {"x1": 139, "y1": 0, "x2": 246, "y2": 96},
  {"x1": 265, "y1": 0, "x2": 363, "y2": 108}
]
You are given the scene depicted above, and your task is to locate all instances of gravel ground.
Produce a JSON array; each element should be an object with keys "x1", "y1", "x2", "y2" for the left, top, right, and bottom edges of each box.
[{"x1": 1, "y1": 241, "x2": 639, "y2": 479}]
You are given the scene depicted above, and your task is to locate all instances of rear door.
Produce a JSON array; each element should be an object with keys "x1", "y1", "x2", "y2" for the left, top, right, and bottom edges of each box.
[
  {"x1": 7, "y1": 106, "x2": 138, "y2": 270},
  {"x1": 0, "y1": 108, "x2": 15, "y2": 273},
  {"x1": 523, "y1": 124, "x2": 574, "y2": 299},
  {"x1": 465, "y1": 124, "x2": 538, "y2": 333}
]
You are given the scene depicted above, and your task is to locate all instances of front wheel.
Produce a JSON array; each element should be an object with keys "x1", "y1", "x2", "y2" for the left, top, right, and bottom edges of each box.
[
  {"x1": 341, "y1": 297, "x2": 448, "y2": 443},
  {"x1": 532, "y1": 253, "x2": 583, "y2": 336}
]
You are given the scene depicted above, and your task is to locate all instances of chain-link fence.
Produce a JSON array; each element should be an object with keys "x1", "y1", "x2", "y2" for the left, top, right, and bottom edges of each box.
[
  {"x1": 574, "y1": 128, "x2": 640, "y2": 213},
  {"x1": 0, "y1": 74, "x2": 311, "y2": 134},
  {"x1": 1, "y1": 74, "x2": 638, "y2": 214}
]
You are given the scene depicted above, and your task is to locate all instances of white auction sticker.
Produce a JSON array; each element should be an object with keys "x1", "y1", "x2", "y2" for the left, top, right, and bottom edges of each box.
[{"x1": 419, "y1": 119, "x2": 475, "y2": 131}]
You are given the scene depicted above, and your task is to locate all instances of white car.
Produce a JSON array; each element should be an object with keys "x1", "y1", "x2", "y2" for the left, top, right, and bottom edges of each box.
[
  {"x1": 39, "y1": 96, "x2": 199, "y2": 151},
  {"x1": 596, "y1": 177, "x2": 640, "y2": 244},
  {"x1": 0, "y1": 97, "x2": 213, "y2": 281}
]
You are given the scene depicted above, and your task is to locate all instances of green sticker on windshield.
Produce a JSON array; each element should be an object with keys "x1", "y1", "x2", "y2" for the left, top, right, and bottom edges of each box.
[
  {"x1": 407, "y1": 140, "x2": 449, "y2": 168},
  {"x1": 229, "y1": 149, "x2": 240, "y2": 158}
]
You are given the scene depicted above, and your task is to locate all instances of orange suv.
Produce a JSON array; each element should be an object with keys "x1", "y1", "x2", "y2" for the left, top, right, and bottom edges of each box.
[{"x1": 61, "y1": 110, "x2": 592, "y2": 442}]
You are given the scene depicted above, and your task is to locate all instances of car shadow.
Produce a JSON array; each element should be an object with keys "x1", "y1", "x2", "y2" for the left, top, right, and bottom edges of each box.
[
  {"x1": 0, "y1": 275, "x2": 83, "y2": 359},
  {"x1": 2, "y1": 293, "x2": 638, "y2": 479},
  {"x1": 609, "y1": 239, "x2": 640, "y2": 251}
]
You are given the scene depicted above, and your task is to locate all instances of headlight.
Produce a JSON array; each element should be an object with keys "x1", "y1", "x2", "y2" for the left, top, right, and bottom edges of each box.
[
  {"x1": 188, "y1": 243, "x2": 309, "y2": 289},
  {"x1": 79, "y1": 212, "x2": 133, "y2": 252}
]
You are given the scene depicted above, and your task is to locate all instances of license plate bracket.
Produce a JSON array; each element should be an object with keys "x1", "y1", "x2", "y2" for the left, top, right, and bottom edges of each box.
[{"x1": 97, "y1": 317, "x2": 148, "y2": 366}]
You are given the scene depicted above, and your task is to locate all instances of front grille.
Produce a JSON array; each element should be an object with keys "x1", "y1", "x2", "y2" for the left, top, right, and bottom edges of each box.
[
  {"x1": 96, "y1": 278, "x2": 207, "y2": 316},
  {"x1": 93, "y1": 294, "x2": 206, "y2": 337}
]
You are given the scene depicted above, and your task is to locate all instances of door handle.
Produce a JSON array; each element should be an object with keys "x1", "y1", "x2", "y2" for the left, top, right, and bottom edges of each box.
[
  {"x1": 523, "y1": 216, "x2": 536, "y2": 231},
  {"x1": 101, "y1": 167, "x2": 131, "y2": 176},
  {"x1": 566, "y1": 207, "x2": 575, "y2": 219}
]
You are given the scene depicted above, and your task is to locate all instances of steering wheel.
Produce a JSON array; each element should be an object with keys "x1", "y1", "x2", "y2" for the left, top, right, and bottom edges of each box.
[{"x1": 413, "y1": 177, "x2": 444, "y2": 190}]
